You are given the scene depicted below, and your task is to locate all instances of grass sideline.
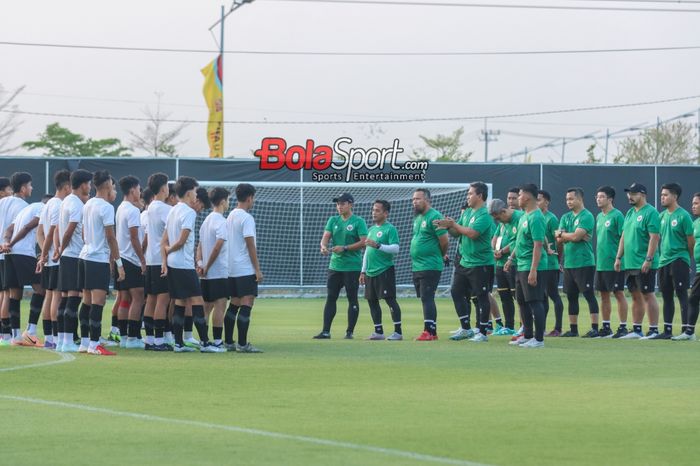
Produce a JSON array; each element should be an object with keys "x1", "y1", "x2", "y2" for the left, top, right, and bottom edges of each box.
[{"x1": 1, "y1": 297, "x2": 699, "y2": 466}]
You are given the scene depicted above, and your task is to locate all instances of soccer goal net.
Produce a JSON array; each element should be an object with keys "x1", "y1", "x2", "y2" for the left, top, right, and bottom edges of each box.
[{"x1": 196, "y1": 181, "x2": 489, "y2": 295}]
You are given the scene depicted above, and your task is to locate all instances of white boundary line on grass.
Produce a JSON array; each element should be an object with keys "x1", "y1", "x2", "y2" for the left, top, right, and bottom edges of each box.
[{"x1": 0, "y1": 350, "x2": 491, "y2": 466}]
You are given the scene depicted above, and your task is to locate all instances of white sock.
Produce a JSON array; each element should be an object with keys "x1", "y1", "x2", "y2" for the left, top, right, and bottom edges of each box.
[
  {"x1": 88, "y1": 340, "x2": 98, "y2": 351},
  {"x1": 145, "y1": 335, "x2": 155, "y2": 345},
  {"x1": 155, "y1": 337, "x2": 163, "y2": 345},
  {"x1": 57, "y1": 332, "x2": 65, "y2": 344},
  {"x1": 184, "y1": 331, "x2": 193, "y2": 340},
  {"x1": 81, "y1": 337, "x2": 89, "y2": 347},
  {"x1": 63, "y1": 333, "x2": 73, "y2": 345},
  {"x1": 164, "y1": 331, "x2": 172, "y2": 341},
  {"x1": 28, "y1": 323, "x2": 37, "y2": 335},
  {"x1": 214, "y1": 339, "x2": 222, "y2": 345},
  {"x1": 111, "y1": 326, "x2": 120, "y2": 334},
  {"x1": 45, "y1": 335, "x2": 54, "y2": 343}
]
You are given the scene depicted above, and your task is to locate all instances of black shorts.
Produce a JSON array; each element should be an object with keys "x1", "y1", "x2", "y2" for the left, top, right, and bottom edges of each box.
[
  {"x1": 595, "y1": 270, "x2": 625, "y2": 293},
  {"x1": 114, "y1": 259, "x2": 145, "y2": 291},
  {"x1": 515, "y1": 270, "x2": 545, "y2": 304},
  {"x1": 41, "y1": 265, "x2": 60, "y2": 291},
  {"x1": 202, "y1": 278, "x2": 230, "y2": 302},
  {"x1": 412, "y1": 270, "x2": 442, "y2": 300},
  {"x1": 541, "y1": 269, "x2": 560, "y2": 297},
  {"x1": 0, "y1": 259, "x2": 5, "y2": 291},
  {"x1": 80, "y1": 259, "x2": 111, "y2": 292},
  {"x1": 495, "y1": 265, "x2": 516, "y2": 292},
  {"x1": 365, "y1": 266, "x2": 397, "y2": 301},
  {"x1": 4, "y1": 254, "x2": 40, "y2": 289},
  {"x1": 327, "y1": 270, "x2": 360, "y2": 300},
  {"x1": 58, "y1": 256, "x2": 81, "y2": 292},
  {"x1": 625, "y1": 269, "x2": 657, "y2": 294},
  {"x1": 563, "y1": 266, "x2": 595, "y2": 294},
  {"x1": 451, "y1": 265, "x2": 494, "y2": 299},
  {"x1": 228, "y1": 275, "x2": 258, "y2": 298},
  {"x1": 658, "y1": 259, "x2": 690, "y2": 294},
  {"x1": 167, "y1": 267, "x2": 202, "y2": 300},
  {"x1": 145, "y1": 265, "x2": 169, "y2": 296}
]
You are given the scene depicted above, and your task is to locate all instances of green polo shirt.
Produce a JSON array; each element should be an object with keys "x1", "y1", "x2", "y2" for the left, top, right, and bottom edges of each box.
[
  {"x1": 595, "y1": 208, "x2": 624, "y2": 272},
  {"x1": 659, "y1": 207, "x2": 694, "y2": 267},
  {"x1": 458, "y1": 206, "x2": 495, "y2": 268},
  {"x1": 410, "y1": 208, "x2": 447, "y2": 272},
  {"x1": 324, "y1": 214, "x2": 368, "y2": 271},
  {"x1": 515, "y1": 208, "x2": 546, "y2": 272},
  {"x1": 364, "y1": 221, "x2": 399, "y2": 277},
  {"x1": 622, "y1": 203, "x2": 660, "y2": 271}
]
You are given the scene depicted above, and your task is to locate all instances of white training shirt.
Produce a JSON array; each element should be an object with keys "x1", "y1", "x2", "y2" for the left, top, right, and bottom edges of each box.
[
  {"x1": 9, "y1": 202, "x2": 43, "y2": 258},
  {"x1": 227, "y1": 208, "x2": 257, "y2": 278},
  {"x1": 59, "y1": 193, "x2": 85, "y2": 259},
  {"x1": 39, "y1": 196, "x2": 62, "y2": 266},
  {"x1": 79, "y1": 197, "x2": 115, "y2": 264},
  {"x1": 0, "y1": 196, "x2": 28, "y2": 260},
  {"x1": 146, "y1": 200, "x2": 171, "y2": 266},
  {"x1": 116, "y1": 200, "x2": 142, "y2": 267},
  {"x1": 165, "y1": 201, "x2": 196, "y2": 270},
  {"x1": 199, "y1": 211, "x2": 228, "y2": 279},
  {"x1": 139, "y1": 209, "x2": 148, "y2": 246}
]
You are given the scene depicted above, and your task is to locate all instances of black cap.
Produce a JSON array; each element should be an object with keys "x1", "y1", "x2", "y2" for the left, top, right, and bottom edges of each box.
[
  {"x1": 332, "y1": 193, "x2": 354, "y2": 204},
  {"x1": 624, "y1": 183, "x2": 647, "y2": 194}
]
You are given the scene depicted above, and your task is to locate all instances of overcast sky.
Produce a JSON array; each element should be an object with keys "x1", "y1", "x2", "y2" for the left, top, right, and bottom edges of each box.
[{"x1": 1, "y1": 0, "x2": 698, "y2": 163}]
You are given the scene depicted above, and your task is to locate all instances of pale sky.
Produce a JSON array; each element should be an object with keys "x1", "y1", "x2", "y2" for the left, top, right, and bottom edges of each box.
[{"x1": 1, "y1": 0, "x2": 699, "y2": 163}]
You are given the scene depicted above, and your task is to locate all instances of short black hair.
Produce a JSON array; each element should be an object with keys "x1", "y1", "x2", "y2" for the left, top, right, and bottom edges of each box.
[
  {"x1": 209, "y1": 187, "x2": 230, "y2": 207},
  {"x1": 141, "y1": 187, "x2": 154, "y2": 206},
  {"x1": 597, "y1": 186, "x2": 616, "y2": 200},
  {"x1": 414, "y1": 188, "x2": 431, "y2": 200},
  {"x1": 519, "y1": 183, "x2": 539, "y2": 199},
  {"x1": 693, "y1": 192, "x2": 700, "y2": 200},
  {"x1": 10, "y1": 172, "x2": 32, "y2": 193},
  {"x1": 566, "y1": 187, "x2": 584, "y2": 199},
  {"x1": 70, "y1": 169, "x2": 92, "y2": 190},
  {"x1": 196, "y1": 187, "x2": 211, "y2": 209},
  {"x1": 42, "y1": 194, "x2": 54, "y2": 203},
  {"x1": 537, "y1": 190, "x2": 551, "y2": 202},
  {"x1": 54, "y1": 170, "x2": 71, "y2": 190},
  {"x1": 373, "y1": 200, "x2": 391, "y2": 213},
  {"x1": 470, "y1": 181, "x2": 488, "y2": 202},
  {"x1": 119, "y1": 175, "x2": 140, "y2": 195},
  {"x1": 93, "y1": 170, "x2": 112, "y2": 189},
  {"x1": 174, "y1": 176, "x2": 198, "y2": 198},
  {"x1": 508, "y1": 187, "x2": 520, "y2": 195},
  {"x1": 147, "y1": 172, "x2": 169, "y2": 195},
  {"x1": 661, "y1": 182, "x2": 682, "y2": 199},
  {"x1": 0, "y1": 177, "x2": 10, "y2": 191},
  {"x1": 236, "y1": 183, "x2": 256, "y2": 202},
  {"x1": 168, "y1": 182, "x2": 176, "y2": 198}
]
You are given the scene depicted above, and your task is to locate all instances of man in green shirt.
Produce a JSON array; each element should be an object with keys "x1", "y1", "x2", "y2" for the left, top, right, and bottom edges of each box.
[
  {"x1": 504, "y1": 183, "x2": 547, "y2": 348},
  {"x1": 314, "y1": 193, "x2": 368, "y2": 339},
  {"x1": 614, "y1": 183, "x2": 660, "y2": 339},
  {"x1": 490, "y1": 199, "x2": 523, "y2": 335},
  {"x1": 556, "y1": 187, "x2": 600, "y2": 338},
  {"x1": 657, "y1": 182, "x2": 695, "y2": 339},
  {"x1": 360, "y1": 200, "x2": 402, "y2": 341},
  {"x1": 410, "y1": 188, "x2": 449, "y2": 341},
  {"x1": 436, "y1": 182, "x2": 494, "y2": 342},
  {"x1": 594, "y1": 186, "x2": 629, "y2": 338},
  {"x1": 507, "y1": 187, "x2": 520, "y2": 211},
  {"x1": 673, "y1": 192, "x2": 700, "y2": 340},
  {"x1": 537, "y1": 190, "x2": 565, "y2": 337}
]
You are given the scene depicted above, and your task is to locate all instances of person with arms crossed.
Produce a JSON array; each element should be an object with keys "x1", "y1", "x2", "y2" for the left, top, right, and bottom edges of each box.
[{"x1": 537, "y1": 190, "x2": 565, "y2": 337}]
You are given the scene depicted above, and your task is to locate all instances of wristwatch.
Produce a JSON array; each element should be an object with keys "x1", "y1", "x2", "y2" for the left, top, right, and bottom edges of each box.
[
  {"x1": 343, "y1": 245, "x2": 348, "y2": 252},
  {"x1": 645, "y1": 256, "x2": 652, "y2": 262}
]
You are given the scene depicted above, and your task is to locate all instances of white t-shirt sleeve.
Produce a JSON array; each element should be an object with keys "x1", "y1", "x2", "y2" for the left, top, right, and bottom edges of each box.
[
  {"x1": 159, "y1": 205, "x2": 170, "y2": 226},
  {"x1": 182, "y1": 209, "x2": 196, "y2": 232},
  {"x1": 69, "y1": 202, "x2": 82, "y2": 223},
  {"x1": 101, "y1": 203, "x2": 115, "y2": 227},
  {"x1": 127, "y1": 206, "x2": 140, "y2": 229},
  {"x1": 242, "y1": 215, "x2": 256, "y2": 238},
  {"x1": 216, "y1": 218, "x2": 227, "y2": 241},
  {"x1": 49, "y1": 202, "x2": 60, "y2": 226}
]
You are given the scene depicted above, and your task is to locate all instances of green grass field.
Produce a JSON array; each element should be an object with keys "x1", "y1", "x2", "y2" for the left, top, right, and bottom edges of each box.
[{"x1": 1, "y1": 297, "x2": 699, "y2": 466}]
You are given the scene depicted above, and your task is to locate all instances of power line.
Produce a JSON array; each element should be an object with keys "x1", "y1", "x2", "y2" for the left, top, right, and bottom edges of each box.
[
  {"x1": 2, "y1": 41, "x2": 700, "y2": 56},
  {"x1": 264, "y1": 0, "x2": 700, "y2": 13},
  {"x1": 2, "y1": 94, "x2": 699, "y2": 125}
]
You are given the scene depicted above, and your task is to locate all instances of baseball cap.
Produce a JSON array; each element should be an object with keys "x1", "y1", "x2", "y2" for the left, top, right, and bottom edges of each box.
[
  {"x1": 332, "y1": 193, "x2": 354, "y2": 203},
  {"x1": 624, "y1": 183, "x2": 647, "y2": 194}
]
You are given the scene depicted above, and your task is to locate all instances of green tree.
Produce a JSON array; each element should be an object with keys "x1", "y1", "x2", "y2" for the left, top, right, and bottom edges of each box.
[
  {"x1": 411, "y1": 127, "x2": 472, "y2": 162},
  {"x1": 613, "y1": 121, "x2": 697, "y2": 165},
  {"x1": 583, "y1": 143, "x2": 601, "y2": 164},
  {"x1": 22, "y1": 123, "x2": 131, "y2": 157}
]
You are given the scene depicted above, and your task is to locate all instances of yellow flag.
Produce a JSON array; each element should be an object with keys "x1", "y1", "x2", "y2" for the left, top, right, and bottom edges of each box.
[{"x1": 201, "y1": 56, "x2": 223, "y2": 158}]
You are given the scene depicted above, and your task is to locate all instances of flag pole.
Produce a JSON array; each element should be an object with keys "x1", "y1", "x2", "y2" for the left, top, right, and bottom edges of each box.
[{"x1": 219, "y1": 4, "x2": 224, "y2": 157}]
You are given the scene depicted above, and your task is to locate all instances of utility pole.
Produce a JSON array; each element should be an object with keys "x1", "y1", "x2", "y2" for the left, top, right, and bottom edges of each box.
[
  {"x1": 656, "y1": 116, "x2": 662, "y2": 163},
  {"x1": 604, "y1": 129, "x2": 610, "y2": 164},
  {"x1": 561, "y1": 138, "x2": 566, "y2": 163},
  {"x1": 480, "y1": 118, "x2": 500, "y2": 162},
  {"x1": 697, "y1": 107, "x2": 700, "y2": 159}
]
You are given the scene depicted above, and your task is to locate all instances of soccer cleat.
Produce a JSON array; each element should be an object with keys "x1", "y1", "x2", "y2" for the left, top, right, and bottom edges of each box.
[
  {"x1": 545, "y1": 329, "x2": 562, "y2": 337},
  {"x1": 560, "y1": 331, "x2": 579, "y2": 338},
  {"x1": 597, "y1": 327, "x2": 614, "y2": 338},
  {"x1": 184, "y1": 338, "x2": 201, "y2": 349},
  {"x1": 22, "y1": 331, "x2": 41, "y2": 347},
  {"x1": 469, "y1": 333, "x2": 488, "y2": 342},
  {"x1": 386, "y1": 332, "x2": 403, "y2": 341},
  {"x1": 449, "y1": 328, "x2": 475, "y2": 341},
  {"x1": 581, "y1": 329, "x2": 599, "y2": 338},
  {"x1": 0, "y1": 338, "x2": 11, "y2": 347},
  {"x1": 641, "y1": 331, "x2": 670, "y2": 340},
  {"x1": 493, "y1": 326, "x2": 515, "y2": 336},
  {"x1": 108, "y1": 331, "x2": 121, "y2": 343},
  {"x1": 62, "y1": 342, "x2": 80, "y2": 353},
  {"x1": 612, "y1": 327, "x2": 629, "y2": 339},
  {"x1": 200, "y1": 342, "x2": 227, "y2": 353},
  {"x1": 54, "y1": 340, "x2": 63, "y2": 352},
  {"x1": 509, "y1": 336, "x2": 528, "y2": 346},
  {"x1": 367, "y1": 332, "x2": 385, "y2": 341},
  {"x1": 119, "y1": 339, "x2": 127, "y2": 349},
  {"x1": 449, "y1": 327, "x2": 463, "y2": 335},
  {"x1": 173, "y1": 344, "x2": 196, "y2": 353},
  {"x1": 144, "y1": 343, "x2": 154, "y2": 351},
  {"x1": 11, "y1": 337, "x2": 26, "y2": 346},
  {"x1": 415, "y1": 331, "x2": 438, "y2": 341},
  {"x1": 152, "y1": 343, "x2": 174, "y2": 351},
  {"x1": 225, "y1": 342, "x2": 237, "y2": 351},
  {"x1": 515, "y1": 326, "x2": 524, "y2": 337},
  {"x1": 78, "y1": 344, "x2": 89, "y2": 353},
  {"x1": 671, "y1": 332, "x2": 697, "y2": 341},
  {"x1": 236, "y1": 342, "x2": 264, "y2": 353},
  {"x1": 88, "y1": 345, "x2": 116, "y2": 356},
  {"x1": 99, "y1": 336, "x2": 118, "y2": 347},
  {"x1": 619, "y1": 330, "x2": 643, "y2": 339},
  {"x1": 639, "y1": 330, "x2": 659, "y2": 340},
  {"x1": 312, "y1": 332, "x2": 330, "y2": 339},
  {"x1": 520, "y1": 338, "x2": 544, "y2": 348},
  {"x1": 125, "y1": 339, "x2": 146, "y2": 349},
  {"x1": 344, "y1": 331, "x2": 354, "y2": 340},
  {"x1": 43, "y1": 341, "x2": 56, "y2": 350}
]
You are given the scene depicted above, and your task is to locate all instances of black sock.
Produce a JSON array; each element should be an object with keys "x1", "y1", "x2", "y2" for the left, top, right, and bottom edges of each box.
[
  {"x1": 42, "y1": 319, "x2": 52, "y2": 337},
  {"x1": 385, "y1": 298, "x2": 402, "y2": 335},
  {"x1": 118, "y1": 319, "x2": 128, "y2": 338},
  {"x1": 154, "y1": 319, "x2": 165, "y2": 339},
  {"x1": 459, "y1": 315, "x2": 471, "y2": 330},
  {"x1": 570, "y1": 324, "x2": 578, "y2": 334},
  {"x1": 143, "y1": 316, "x2": 154, "y2": 337},
  {"x1": 592, "y1": 322, "x2": 599, "y2": 331},
  {"x1": 224, "y1": 304, "x2": 239, "y2": 344},
  {"x1": 89, "y1": 304, "x2": 104, "y2": 342},
  {"x1": 64, "y1": 296, "x2": 81, "y2": 337},
  {"x1": 495, "y1": 317, "x2": 503, "y2": 327},
  {"x1": 1, "y1": 317, "x2": 10, "y2": 335},
  {"x1": 649, "y1": 325, "x2": 658, "y2": 334},
  {"x1": 29, "y1": 293, "x2": 45, "y2": 325},
  {"x1": 374, "y1": 324, "x2": 384, "y2": 335},
  {"x1": 664, "y1": 323, "x2": 673, "y2": 334},
  {"x1": 79, "y1": 303, "x2": 91, "y2": 340},
  {"x1": 164, "y1": 316, "x2": 171, "y2": 333},
  {"x1": 51, "y1": 320, "x2": 58, "y2": 337},
  {"x1": 602, "y1": 321, "x2": 611, "y2": 330},
  {"x1": 633, "y1": 324, "x2": 642, "y2": 334},
  {"x1": 184, "y1": 315, "x2": 194, "y2": 333},
  {"x1": 57, "y1": 297, "x2": 67, "y2": 333},
  {"x1": 111, "y1": 315, "x2": 118, "y2": 328},
  {"x1": 620, "y1": 322, "x2": 627, "y2": 329},
  {"x1": 237, "y1": 305, "x2": 252, "y2": 346},
  {"x1": 213, "y1": 326, "x2": 223, "y2": 341},
  {"x1": 172, "y1": 305, "x2": 185, "y2": 345},
  {"x1": 9, "y1": 298, "x2": 21, "y2": 331},
  {"x1": 687, "y1": 325, "x2": 696, "y2": 336},
  {"x1": 128, "y1": 319, "x2": 141, "y2": 338},
  {"x1": 346, "y1": 300, "x2": 359, "y2": 334},
  {"x1": 192, "y1": 305, "x2": 209, "y2": 344}
]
